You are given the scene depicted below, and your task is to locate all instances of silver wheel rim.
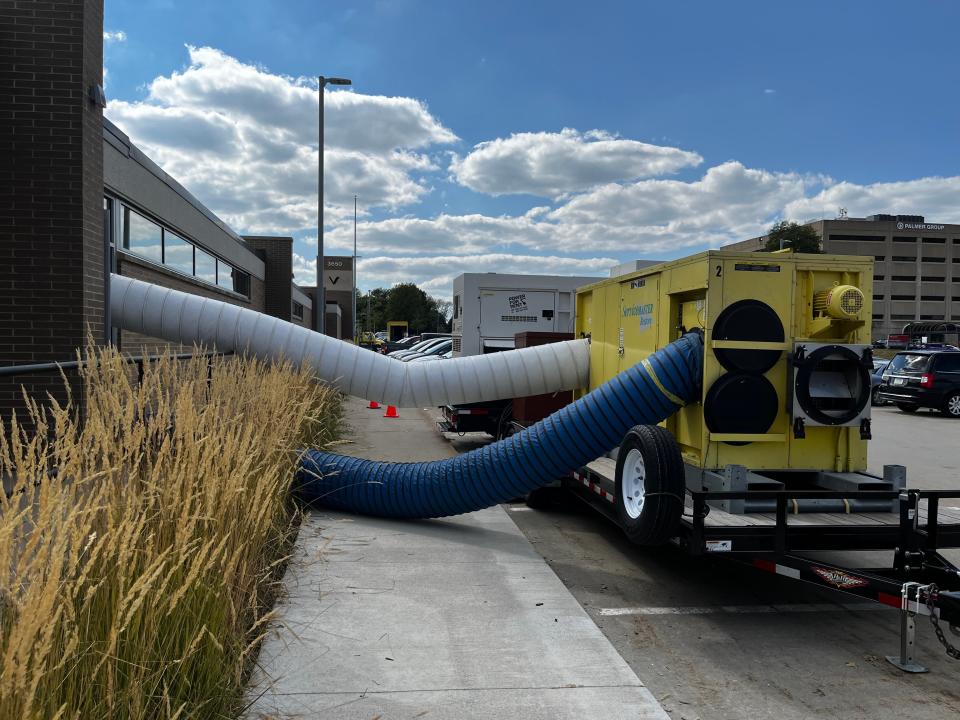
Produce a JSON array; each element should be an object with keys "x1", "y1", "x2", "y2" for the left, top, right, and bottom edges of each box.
[
  {"x1": 622, "y1": 448, "x2": 646, "y2": 519},
  {"x1": 949, "y1": 395, "x2": 960, "y2": 416}
]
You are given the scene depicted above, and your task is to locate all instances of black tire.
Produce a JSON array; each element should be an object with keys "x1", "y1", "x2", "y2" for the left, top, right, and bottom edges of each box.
[
  {"x1": 871, "y1": 387, "x2": 882, "y2": 406},
  {"x1": 941, "y1": 392, "x2": 960, "y2": 419},
  {"x1": 525, "y1": 486, "x2": 557, "y2": 509},
  {"x1": 614, "y1": 425, "x2": 685, "y2": 546},
  {"x1": 896, "y1": 402, "x2": 918, "y2": 414}
]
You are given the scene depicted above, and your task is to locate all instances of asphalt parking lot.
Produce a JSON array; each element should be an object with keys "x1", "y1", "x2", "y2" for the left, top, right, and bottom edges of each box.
[{"x1": 445, "y1": 406, "x2": 960, "y2": 720}]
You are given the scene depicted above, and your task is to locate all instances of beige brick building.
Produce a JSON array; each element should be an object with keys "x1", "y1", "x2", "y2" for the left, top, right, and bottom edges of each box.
[{"x1": 725, "y1": 215, "x2": 960, "y2": 340}]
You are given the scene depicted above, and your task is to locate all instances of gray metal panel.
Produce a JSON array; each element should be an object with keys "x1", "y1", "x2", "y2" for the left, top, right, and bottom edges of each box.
[
  {"x1": 292, "y1": 285, "x2": 312, "y2": 308},
  {"x1": 102, "y1": 118, "x2": 265, "y2": 280}
]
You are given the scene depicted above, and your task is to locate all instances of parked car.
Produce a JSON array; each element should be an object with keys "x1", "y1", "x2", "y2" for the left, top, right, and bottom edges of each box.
[
  {"x1": 877, "y1": 350, "x2": 960, "y2": 417},
  {"x1": 402, "y1": 338, "x2": 453, "y2": 362},
  {"x1": 871, "y1": 359, "x2": 890, "y2": 405},
  {"x1": 389, "y1": 337, "x2": 448, "y2": 360}
]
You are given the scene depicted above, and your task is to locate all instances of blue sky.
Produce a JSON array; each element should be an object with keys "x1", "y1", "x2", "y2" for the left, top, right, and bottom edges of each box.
[{"x1": 102, "y1": 0, "x2": 960, "y2": 296}]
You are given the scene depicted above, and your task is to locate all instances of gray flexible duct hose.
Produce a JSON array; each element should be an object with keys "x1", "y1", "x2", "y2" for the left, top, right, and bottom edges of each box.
[
  {"x1": 109, "y1": 274, "x2": 590, "y2": 407},
  {"x1": 297, "y1": 332, "x2": 704, "y2": 518}
]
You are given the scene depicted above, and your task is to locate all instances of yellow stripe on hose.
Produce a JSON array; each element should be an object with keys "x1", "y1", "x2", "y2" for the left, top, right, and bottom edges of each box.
[{"x1": 640, "y1": 358, "x2": 686, "y2": 407}]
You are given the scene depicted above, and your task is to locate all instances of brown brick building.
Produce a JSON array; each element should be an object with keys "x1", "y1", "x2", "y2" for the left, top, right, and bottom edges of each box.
[{"x1": 1, "y1": 0, "x2": 314, "y2": 425}]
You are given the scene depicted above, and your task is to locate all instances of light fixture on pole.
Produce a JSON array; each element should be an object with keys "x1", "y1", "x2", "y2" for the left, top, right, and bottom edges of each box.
[{"x1": 316, "y1": 74, "x2": 352, "y2": 335}]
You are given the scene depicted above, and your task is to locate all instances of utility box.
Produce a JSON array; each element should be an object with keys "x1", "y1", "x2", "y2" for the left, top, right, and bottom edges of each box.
[
  {"x1": 452, "y1": 273, "x2": 596, "y2": 356},
  {"x1": 513, "y1": 331, "x2": 575, "y2": 424},
  {"x1": 575, "y1": 250, "x2": 875, "y2": 475}
]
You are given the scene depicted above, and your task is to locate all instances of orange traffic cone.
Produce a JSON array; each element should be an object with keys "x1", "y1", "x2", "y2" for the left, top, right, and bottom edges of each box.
[
  {"x1": 367, "y1": 400, "x2": 380, "y2": 409},
  {"x1": 383, "y1": 405, "x2": 399, "y2": 418}
]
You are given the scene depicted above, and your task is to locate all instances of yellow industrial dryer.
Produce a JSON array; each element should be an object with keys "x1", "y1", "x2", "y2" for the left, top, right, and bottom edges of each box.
[{"x1": 575, "y1": 249, "x2": 884, "y2": 517}]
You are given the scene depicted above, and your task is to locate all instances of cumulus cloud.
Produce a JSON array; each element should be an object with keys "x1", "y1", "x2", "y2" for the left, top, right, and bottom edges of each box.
[
  {"x1": 317, "y1": 161, "x2": 824, "y2": 265},
  {"x1": 106, "y1": 46, "x2": 457, "y2": 233},
  {"x1": 785, "y1": 175, "x2": 960, "y2": 224},
  {"x1": 450, "y1": 128, "x2": 702, "y2": 198},
  {"x1": 103, "y1": 30, "x2": 127, "y2": 42},
  {"x1": 356, "y1": 253, "x2": 616, "y2": 297}
]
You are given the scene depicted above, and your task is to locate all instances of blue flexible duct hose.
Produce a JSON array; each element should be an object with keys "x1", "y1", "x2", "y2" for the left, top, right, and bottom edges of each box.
[{"x1": 296, "y1": 332, "x2": 704, "y2": 519}]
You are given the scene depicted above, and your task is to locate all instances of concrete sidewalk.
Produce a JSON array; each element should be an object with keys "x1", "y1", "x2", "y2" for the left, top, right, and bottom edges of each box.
[{"x1": 245, "y1": 397, "x2": 667, "y2": 719}]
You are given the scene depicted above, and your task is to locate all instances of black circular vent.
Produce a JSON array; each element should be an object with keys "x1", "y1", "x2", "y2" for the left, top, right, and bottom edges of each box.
[
  {"x1": 794, "y1": 345, "x2": 871, "y2": 425},
  {"x1": 704, "y1": 372, "x2": 779, "y2": 445},
  {"x1": 712, "y1": 299, "x2": 784, "y2": 374}
]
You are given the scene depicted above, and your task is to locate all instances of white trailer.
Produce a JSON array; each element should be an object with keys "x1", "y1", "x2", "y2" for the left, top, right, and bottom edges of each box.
[{"x1": 451, "y1": 273, "x2": 597, "y2": 357}]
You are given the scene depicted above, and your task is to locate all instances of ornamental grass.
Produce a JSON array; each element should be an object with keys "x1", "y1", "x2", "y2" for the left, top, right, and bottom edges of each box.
[{"x1": 0, "y1": 345, "x2": 341, "y2": 719}]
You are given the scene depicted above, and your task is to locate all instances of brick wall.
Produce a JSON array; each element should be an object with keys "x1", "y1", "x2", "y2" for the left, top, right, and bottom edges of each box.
[
  {"x1": 117, "y1": 253, "x2": 265, "y2": 356},
  {"x1": 243, "y1": 235, "x2": 295, "y2": 322},
  {"x1": 0, "y1": 0, "x2": 106, "y2": 427}
]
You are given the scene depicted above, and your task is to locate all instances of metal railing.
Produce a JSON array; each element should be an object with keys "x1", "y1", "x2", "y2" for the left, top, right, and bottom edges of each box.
[{"x1": 0, "y1": 350, "x2": 233, "y2": 384}]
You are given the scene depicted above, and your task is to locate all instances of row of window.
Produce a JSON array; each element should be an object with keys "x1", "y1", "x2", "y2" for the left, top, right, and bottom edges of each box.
[
  {"x1": 120, "y1": 204, "x2": 251, "y2": 298},
  {"x1": 292, "y1": 301, "x2": 305, "y2": 320},
  {"x1": 874, "y1": 313, "x2": 960, "y2": 321},
  {"x1": 830, "y1": 234, "x2": 960, "y2": 244},
  {"x1": 874, "y1": 295, "x2": 954, "y2": 301}
]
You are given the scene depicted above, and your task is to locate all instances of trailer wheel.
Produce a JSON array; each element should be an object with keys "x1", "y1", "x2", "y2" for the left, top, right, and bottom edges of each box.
[{"x1": 614, "y1": 425, "x2": 685, "y2": 546}]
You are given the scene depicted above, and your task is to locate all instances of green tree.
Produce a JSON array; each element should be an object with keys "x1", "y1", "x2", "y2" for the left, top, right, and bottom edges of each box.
[
  {"x1": 358, "y1": 284, "x2": 454, "y2": 335},
  {"x1": 763, "y1": 221, "x2": 822, "y2": 253}
]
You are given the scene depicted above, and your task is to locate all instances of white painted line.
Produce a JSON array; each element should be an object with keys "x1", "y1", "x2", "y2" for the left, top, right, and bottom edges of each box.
[{"x1": 597, "y1": 602, "x2": 894, "y2": 617}]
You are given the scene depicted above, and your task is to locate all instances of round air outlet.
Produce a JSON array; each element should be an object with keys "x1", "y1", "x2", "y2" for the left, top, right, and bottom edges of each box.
[
  {"x1": 712, "y1": 299, "x2": 784, "y2": 374},
  {"x1": 794, "y1": 345, "x2": 871, "y2": 425},
  {"x1": 704, "y1": 372, "x2": 779, "y2": 445}
]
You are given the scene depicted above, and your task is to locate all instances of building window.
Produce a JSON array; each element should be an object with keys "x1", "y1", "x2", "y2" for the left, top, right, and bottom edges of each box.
[
  {"x1": 922, "y1": 237, "x2": 946, "y2": 244},
  {"x1": 921, "y1": 257, "x2": 945, "y2": 263},
  {"x1": 233, "y1": 269, "x2": 251, "y2": 297},
  {"x1": 453, "y1": 295, "x2": 460, "y2": 319},
  {"x1": 216, "y1": 259, "x2": 234, "y2": 291},
  {"x1": 829, "y1": 234, "x2": 885, "y2": 242},
  {"x1": 893, "y1": 236, "x2": 917, "y2": 243},
  {"x1": 163, "y1": 231, "x2": 194, "y2": 275},
  {"x1": 892, "y1": 295, "x2": 915, "y2": 300},
  {"x1": 892, "y1": 256, "x2": 916, "y2": 262},
  {"x1": 920, "y1": 315, "x2": 941, "y2": 320},
  {"x1": 921, "y1": 276, "x2": 945, "y2": 282},
  {"x1": 872, "y1": 313, "x2": 884, "y2": 320},
  {"x1": 122, "y1": 208, "x2": 162, "y2": 263},
  {"x1": 873, "y1": 294, "x2": 885, "y2": 300},
  {"x1": 292, "y1": 301, "x2": 304, "y2": 320},
  {"x1": 874, "y1": 255, "x2": 886, "y2": 261},
  {"x1": 195, "y1": 247, "x2": 216, "y2": 284},
  {"x1": 921, "y1": 295, "x2": 944, "y2": 301},
  {"x1": 892, "y1": 275, "x2": 914, "y2": 281},
  {"x1": 891, "y1": 314, "x2": 914, "y2": 320},
  {"x1": 873, "y1": 274, "x2": 885, "y2": 281},
  {"x1": 116, "y1": 199, "x2": 251, "y2": 299}
]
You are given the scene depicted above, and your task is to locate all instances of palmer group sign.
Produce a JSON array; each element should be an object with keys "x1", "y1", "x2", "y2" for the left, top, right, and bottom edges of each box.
[{"x1": 896, "y1": 221, "x2": 945, "y2": 231}]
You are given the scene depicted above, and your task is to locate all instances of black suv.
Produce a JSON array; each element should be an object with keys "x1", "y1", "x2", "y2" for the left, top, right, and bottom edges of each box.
[{"x1": 878, "y1": 350, "x2": 960, "y2": 417}]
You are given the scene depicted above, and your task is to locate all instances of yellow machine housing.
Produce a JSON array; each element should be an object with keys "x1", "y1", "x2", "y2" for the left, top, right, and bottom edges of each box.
[{"x1": 575, "y1": 250, "x2": 874, "y2": 475}]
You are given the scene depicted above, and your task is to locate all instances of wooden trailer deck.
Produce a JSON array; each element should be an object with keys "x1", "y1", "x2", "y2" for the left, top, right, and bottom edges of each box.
[{"x1": 580, "y1": 457, "x2": 960, "y2": 529}]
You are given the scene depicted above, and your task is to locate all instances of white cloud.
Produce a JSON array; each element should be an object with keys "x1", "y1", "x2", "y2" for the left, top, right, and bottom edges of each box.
[
  {"x1": 356, "y1": 253, "x2": 616, "y2": 298},
  {"x1": 785, "y1": 175, "x2": 960, "y2": 224},
  {"x1": 105, "y1": 45, "x2": 960, "y2": 299},
  {"x1": 106, "y1": 46, "x2": 457, "y2": 233},
  {"x1": 450, "y1": 128, "x2": 702, "y2": 198},
  {"x1": 318, "y1": 162, "x2": 824, "y2": 264},
  {"x1": 103, "y1": 30, "x2": 127, "y2": 42}
]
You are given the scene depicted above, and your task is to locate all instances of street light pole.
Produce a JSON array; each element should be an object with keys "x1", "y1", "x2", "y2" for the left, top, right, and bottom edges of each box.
[
  {"x1": 316, "y1": 74, "x2": 352, "y2": 335},
  {"x1": 352, "y1": 194, "x2": 357, "y2": 342}
]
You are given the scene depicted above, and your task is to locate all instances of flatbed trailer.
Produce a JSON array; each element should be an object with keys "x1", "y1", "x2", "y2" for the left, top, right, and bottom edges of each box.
[{"x1": 567, "y1": 457, "x2": 960, "y2": 672}]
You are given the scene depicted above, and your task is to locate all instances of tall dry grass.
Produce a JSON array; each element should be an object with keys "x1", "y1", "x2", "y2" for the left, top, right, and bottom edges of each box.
[{"x1": 0, "y1": 345, "x2": 341, "y2": 719}]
